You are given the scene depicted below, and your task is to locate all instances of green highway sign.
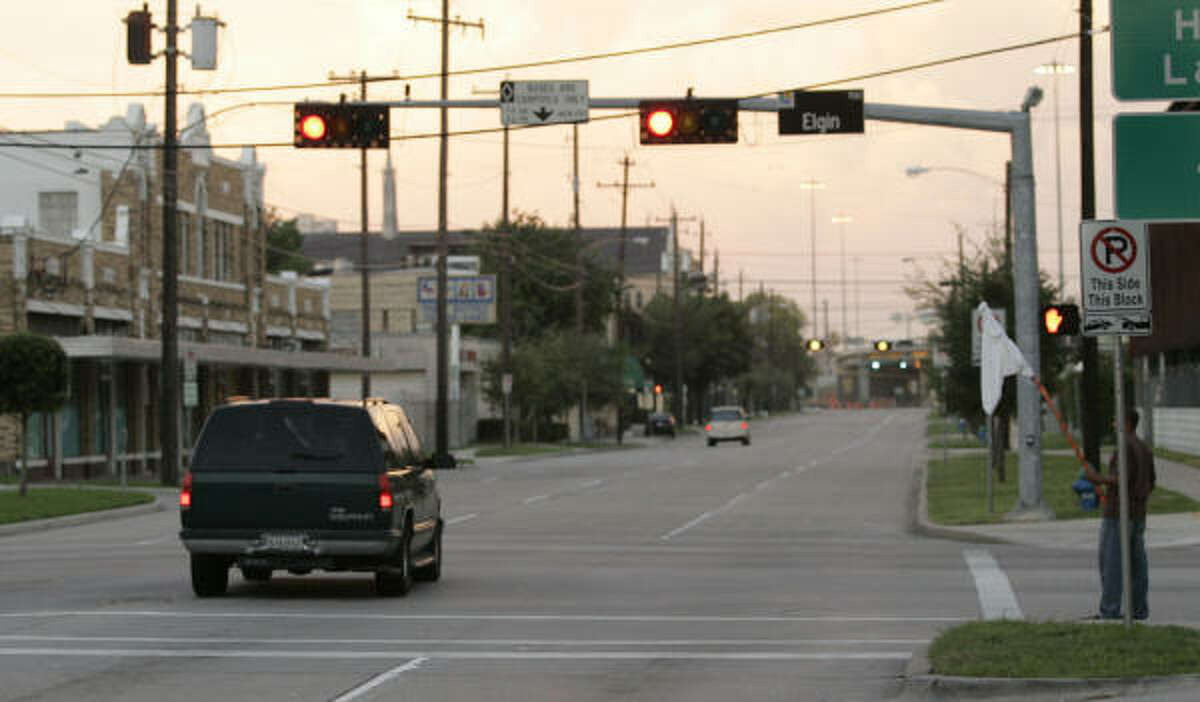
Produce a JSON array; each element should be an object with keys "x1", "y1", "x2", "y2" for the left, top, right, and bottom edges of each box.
[
  {"x1": 1112, "y1": 0, "x2": 1200, "y2": 100},
  {"x1": 1113, "y1": 113, "x2": 1200, "y2": 219}
]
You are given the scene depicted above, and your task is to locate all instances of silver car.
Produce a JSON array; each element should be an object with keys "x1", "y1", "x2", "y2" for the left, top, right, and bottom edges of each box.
[{"x1": 705, "y1": 405, "x2": 751, "y2": 447}]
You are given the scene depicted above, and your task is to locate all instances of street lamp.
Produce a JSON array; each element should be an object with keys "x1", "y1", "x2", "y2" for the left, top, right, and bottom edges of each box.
[
  {"x1": 1034, "y1": 60, "x2": 1075, "y2": 297},
  {"x1": 798, "y1": 179, "x2": 825, "y2": 335},
  {"x1": 906, "y1": 164, "x2": 1009, "y2": 261},
  {"x1": 831, "y1": 214, "x2": 852, "y2": 345}
]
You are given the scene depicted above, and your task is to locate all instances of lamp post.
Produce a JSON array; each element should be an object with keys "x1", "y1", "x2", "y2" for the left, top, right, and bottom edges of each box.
[
  {"x1": 906, "y1": 164, "x2": 1011, "y2": 267},
  {"x1": 1034, "y1": 60, "x2": 1075, "y2": 297},
  {"x1": 798, "y1": 179, "x2": 825, "y2": 334},
  {"x1": 831, "y1": 214, "x2": 852, "y2": 346}
]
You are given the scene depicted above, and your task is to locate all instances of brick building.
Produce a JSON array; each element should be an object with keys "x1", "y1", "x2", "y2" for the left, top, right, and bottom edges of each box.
[{"x1": 0, "y1": 104, "x2": 384, "y2": 479}]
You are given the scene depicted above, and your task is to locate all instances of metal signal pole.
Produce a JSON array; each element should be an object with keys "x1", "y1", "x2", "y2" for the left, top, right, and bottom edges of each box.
[{"x1": 160, "y1": 0, "x2": 180, "y2": 486}]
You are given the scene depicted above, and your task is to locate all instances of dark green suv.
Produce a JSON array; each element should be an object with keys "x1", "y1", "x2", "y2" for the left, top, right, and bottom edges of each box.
[{"x1": 179, "y1": 398, "x2": 442, "y2": 597}]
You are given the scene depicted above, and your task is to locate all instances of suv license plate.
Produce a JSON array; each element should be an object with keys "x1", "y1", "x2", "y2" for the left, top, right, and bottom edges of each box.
[{"x1": 262, "y1": 533, "x2": 308, "y2": 552}]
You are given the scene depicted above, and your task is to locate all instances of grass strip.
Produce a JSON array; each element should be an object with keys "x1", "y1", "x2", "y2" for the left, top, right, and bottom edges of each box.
[
  {"x1": 0, "y1": 487, "x2": 154, "y2": 525},
  {"x1": 926, "y1": 452, "x2": 1200, "y2": 525},
  {"x1": 1156, "y1": 447, "x2": 1200, "y2": 470},
  {"x1": 930, "y1": 620, "x2": 1200, "y2": 678}
]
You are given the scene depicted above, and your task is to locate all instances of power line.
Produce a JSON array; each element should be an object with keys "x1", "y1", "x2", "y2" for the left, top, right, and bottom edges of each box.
[
  {"x1": 0, "y1": 28, "x2": 1100, "y2": 152},
  {"x1": 0, "y1": 1, "x2": 945, "y2": 100}
]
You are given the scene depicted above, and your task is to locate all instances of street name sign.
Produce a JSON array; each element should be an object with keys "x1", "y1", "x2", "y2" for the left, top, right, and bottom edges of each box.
[
  {"x1": 1113, "y1": 112, "x2": 1200, "y2": 219},
  {"x1": 418, "y1": 274, "x2": 497, "y2": 324},
  {"x1": 1079, "y1": 220, "x2": 1152, "y2": 336},
  {"x1": 778, "y1": 90, "x2": 865, "y2": 135},
  {"x1": 1112, "y1": 0, "x2": 1200, "y2": 100},
  {"x1": 500, "y1": 80, "x2": 588, "y2": 126}
]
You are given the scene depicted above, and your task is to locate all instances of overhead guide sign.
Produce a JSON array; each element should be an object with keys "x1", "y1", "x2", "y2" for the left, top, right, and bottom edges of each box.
[{"x1": 500, "y1": 80, "x2": 588, "y2": 126}]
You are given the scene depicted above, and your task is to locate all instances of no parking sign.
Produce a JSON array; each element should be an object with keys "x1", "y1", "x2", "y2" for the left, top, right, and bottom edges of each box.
[{"x1": 1079, "y1": 220, "x2": 1151, "y2": 336}]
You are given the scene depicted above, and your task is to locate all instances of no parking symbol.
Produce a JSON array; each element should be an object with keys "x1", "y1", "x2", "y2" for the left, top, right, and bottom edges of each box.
[{"x1": 1078, "y1": 220, "x2": 1151, "y2": 336}]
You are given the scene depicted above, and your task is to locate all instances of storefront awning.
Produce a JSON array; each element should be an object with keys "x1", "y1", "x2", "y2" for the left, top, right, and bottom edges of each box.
[{"x1": 54, "y1": 335, "x2": 393, "y2": 373}]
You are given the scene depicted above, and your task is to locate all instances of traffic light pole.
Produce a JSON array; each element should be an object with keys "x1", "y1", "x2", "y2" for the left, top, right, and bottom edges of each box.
[{"x1": 160, "y1": 0, "x2": 180, "y2": 487}]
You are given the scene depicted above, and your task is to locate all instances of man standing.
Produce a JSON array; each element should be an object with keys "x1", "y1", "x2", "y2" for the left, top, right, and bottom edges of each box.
[{"x1": 1084, "y1": 409, "x2": 1156, "y2": 620}]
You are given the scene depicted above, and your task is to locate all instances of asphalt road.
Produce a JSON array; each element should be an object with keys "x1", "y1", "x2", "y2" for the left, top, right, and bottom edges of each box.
[{"x1": 4, "y1": 408, "x2": 1198, "y2": 701}]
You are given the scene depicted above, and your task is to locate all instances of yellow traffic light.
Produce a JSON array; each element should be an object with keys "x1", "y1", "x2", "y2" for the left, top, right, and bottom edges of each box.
[{"x1": 873, "y1": 340, "x2": 891, "y2": 351}]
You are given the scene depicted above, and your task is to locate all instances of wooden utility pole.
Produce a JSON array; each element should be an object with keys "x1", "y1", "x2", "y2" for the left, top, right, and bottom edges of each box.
[
  {"x1": 408, "y1": 4, "x2": 483, "y2": 465},
  {"x1": 597, "y1": 155, "x2": 654, "y2": 443},
  {"x1": 328, "y1": 69, "x2": 389, "y2": 400}
]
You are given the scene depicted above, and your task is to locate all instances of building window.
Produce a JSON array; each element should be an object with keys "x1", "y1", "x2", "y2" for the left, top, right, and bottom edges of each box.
[
  {"x1": 115, "y1": 205, "x2": 129, "y2": 246},
  {"x1": 38, "y1": 191, "x2": 78, "y2": 238},
  {"x1": 178, "y1": 212, "x2": 190, "y2": 275}
]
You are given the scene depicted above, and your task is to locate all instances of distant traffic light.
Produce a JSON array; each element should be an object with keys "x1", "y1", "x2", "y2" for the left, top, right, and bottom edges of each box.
[
  {"x1": 293, "y1": 102, "x2": 390, "y2": 149},
  {"x1": 805, "y1": 339, "x2": 825, "y2": 352},
  {"x1": 873, "y1": 340, "x2": 891, "y2": 351},
  {"x1": 639, "y1": 99, "x2": 738, "y2": 144},
  {"x1": 1042, "y1": 303, "x2": 1080, "y2": 336},
  {"x1": 125, "y1": 5, "x2": 153, "y2": 65}
]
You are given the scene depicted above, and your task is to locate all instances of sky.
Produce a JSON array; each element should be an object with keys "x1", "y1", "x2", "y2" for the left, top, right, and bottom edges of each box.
[{"x1": 0, "y1": 0, "x2": 1161, "y2": 342}]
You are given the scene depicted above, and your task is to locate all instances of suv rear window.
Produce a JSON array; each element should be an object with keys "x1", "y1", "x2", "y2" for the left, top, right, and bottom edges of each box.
[
  {"x1": 191, "y1": 404, "x2": 383, "y2": 472},
  {"x1": 711, "y1": 409, "x2": 742, "y2": 421}
]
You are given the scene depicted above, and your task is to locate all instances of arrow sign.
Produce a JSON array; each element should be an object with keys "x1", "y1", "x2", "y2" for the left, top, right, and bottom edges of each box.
[{"x1": 499, "y1": 80, "x2": 588, "y2": 126}]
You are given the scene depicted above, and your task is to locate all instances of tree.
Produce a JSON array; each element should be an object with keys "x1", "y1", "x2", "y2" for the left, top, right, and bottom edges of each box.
[
  {"x1": 0, "y1": 333, "x2": 69, "y2": 496},
  {"x1": 472, "y1": 211, "x2": 619, "y2": 341},
  {"x1": 264, "y1": 212, "x2": 313, "y2": 275},
  {"x1": 907, "y1": 227, "x2": 1068, "y2": 478},
  {"x1": 733, "y1": 290, "x2": 813, "y2": 414},
  {"x1": 638, "y1": 289, "x2": 754, "y2": 422}
]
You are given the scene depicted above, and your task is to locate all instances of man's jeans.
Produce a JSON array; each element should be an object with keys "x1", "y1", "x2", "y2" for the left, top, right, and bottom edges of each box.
[{"x1": 1099, "y1": 517, "x2": 1148, "y2": 619}]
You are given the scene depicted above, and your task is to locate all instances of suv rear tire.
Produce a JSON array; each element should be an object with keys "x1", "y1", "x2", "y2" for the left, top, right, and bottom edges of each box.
[
  {"x1": 414, "y1": 522, "x2": 442, "y2": 583},
  {"x1": 191, "y1": 554, "x2": 229, "y2": 597},
  {"x1": 376, "y1": 528, "x2": 414, "y2": 596}
]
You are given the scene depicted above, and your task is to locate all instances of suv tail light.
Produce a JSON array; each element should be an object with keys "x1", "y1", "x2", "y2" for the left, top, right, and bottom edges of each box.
[
  {"x1": 705, "y1": 423, "x2": 713, "y2": 432},
  {"x1": 741, "y1": 421, "x2": 748, "y2": 430},
  {"x1": 378, "y1": 473, "x2": 394, "y2": 511},
  {"x1": 179, "y1": 471, "x2": 193, "y2": 510}
]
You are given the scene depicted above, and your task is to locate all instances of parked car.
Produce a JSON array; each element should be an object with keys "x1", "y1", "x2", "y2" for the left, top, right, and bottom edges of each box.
[
  {"x1": 644, "y1": 412, "x2": 677, "y2": 437},
  {"x1": 179, "y1": 397, "x2": 442, "y2": 597},
  {"x1": 705, "y1": 405, "x2": 751, "y2": 446}
]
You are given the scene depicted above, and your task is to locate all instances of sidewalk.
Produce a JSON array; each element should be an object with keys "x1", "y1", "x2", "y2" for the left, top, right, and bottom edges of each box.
[{"x1": 916, "y1": 453, "x2": 1200, "y2": 550}]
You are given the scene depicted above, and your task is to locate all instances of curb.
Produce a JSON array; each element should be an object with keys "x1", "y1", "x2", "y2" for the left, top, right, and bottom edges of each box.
[
  {"x1": 909, "y1": 455, "x2": 1009, "y2": 545},
  {"x1": 0, "y1": 493, "x2": 166, "y2": 538}
]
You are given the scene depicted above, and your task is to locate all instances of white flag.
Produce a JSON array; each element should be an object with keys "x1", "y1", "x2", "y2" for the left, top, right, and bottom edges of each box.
[{"x1": 978, "y1": 302, "x2": 1033, "y2": 416}]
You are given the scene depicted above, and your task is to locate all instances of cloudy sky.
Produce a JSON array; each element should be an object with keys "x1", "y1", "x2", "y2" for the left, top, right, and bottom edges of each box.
[{"x1": 0, "y1": 0, "x2": 1159, "y2": 340}]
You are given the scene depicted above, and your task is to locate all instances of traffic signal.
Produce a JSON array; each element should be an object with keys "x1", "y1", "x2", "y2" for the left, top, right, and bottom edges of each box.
[
  {"x1": 125, "y1": 5, "x2": 153, "y2": 65},
  {"x1": 654, "y1": 384, "x2": 663, "y2": 395},
  {"x1": 805, "y1": 339, "x2": 825, "y2": 352},
  {"x1": 1042, "y1": 303, "x2": 1080, "y2": 335},
  {"x1": 293, "y1": 102, "x2": 390, "y2": 149},
  {"x1": 639, "y1": 99, "x2": 738, "y2": 144},
  {"x1": 873, "y1": 340, "x2": 891, "y2": 351}
]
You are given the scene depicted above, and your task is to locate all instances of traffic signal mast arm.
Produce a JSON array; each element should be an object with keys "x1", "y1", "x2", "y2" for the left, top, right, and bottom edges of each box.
[{"x1": 290, "y1": 95, "x2": 794, "y2": 112}]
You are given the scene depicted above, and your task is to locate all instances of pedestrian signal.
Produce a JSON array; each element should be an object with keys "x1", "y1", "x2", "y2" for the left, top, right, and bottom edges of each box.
[{"x1": 1042, "y1": 303, "x2": 1080, "y2": 336}]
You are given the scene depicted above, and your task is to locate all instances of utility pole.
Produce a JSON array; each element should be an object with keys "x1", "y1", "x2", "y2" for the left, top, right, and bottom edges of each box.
[
  {"x1": 328, "y1": 69, "x2": 381, "y2": 400},
  {"x1": 501, "y1": 122, "x2": 512, "y2": 447},
  {"x1": 572, "y1": 124, "x2": 588, "y2": 440},
  {"x1": 160, "y1": 0, "x2": 179, "y2": 486},
  {"x1": 408, "y1": 3, "x2": 483, "y2": 466},
  {"x1": 655, "y1": 207, "x2": 697, "y2": 424},
  {"x1": 1079, "y1": 0, "x2": 1102, "y2": 472},
  {"x1": 598, "y1": 155, "x2": 654, "y2": 443}
]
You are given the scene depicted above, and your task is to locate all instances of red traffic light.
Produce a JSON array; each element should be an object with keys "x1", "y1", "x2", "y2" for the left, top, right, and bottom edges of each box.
[
  {"x1": 293, "y1": 103, "x2": 390, "y2": 149},
  {"x1": 299, "y1": 114, "x2": 327, "y2": 141},
  {"x1": 639, "y1": 99, "x2": 738, "y2": 144}
]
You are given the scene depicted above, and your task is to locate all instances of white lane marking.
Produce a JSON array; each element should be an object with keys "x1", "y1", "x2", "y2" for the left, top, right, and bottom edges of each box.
[
  {"x1": 482, "y1": 477, "x2": 499, "y2": 484},
  {"x1": 0, "y1": 635, "x2": 931, "y2": 646},
  {"x1": 523, "y1": 494, "x2": 550, "y2": 505},
  {"x1": 756, "y1": 481, "x2": 772, "y2": 492},
  {"x1": 658, "y1": 492, "x2": 747, "y2": 541},
  {"x1": 332, "y1": 657, "x2": 427, "y2": 702},
  {"x1": 580, "y1": 479, "x2": 604, "y2": 489},
  {"x1": 963, "y1": 549, "x2": 1024, "y2": 621},
  {"x1": 0, "y1": 647, "x2": 911, "y2": 662},
  {"x1": 445, "y1": 513, "x2": 478, "y2": 526},
  {"x1": 133, "y1": 536, "x2": 170, "y2": 546},
  {"x1": 0, "y1": 611, "x2": 965, "y2": 623}
]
